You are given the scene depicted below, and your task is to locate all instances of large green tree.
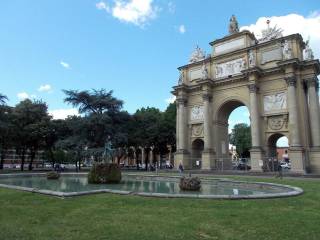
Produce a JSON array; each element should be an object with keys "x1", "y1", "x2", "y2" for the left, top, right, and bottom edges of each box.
[
  {"x1": 0, "y1": 105, "x2": 13, "y2": 169},
  {"x1": 229, "y1": 123, "x2": 251, "y2": 158},
  {"x1": 63, "y1": 89, "x2": 126, "y2": 148},
  {"x1": 11, "y1": 99, "x2": 50, "y2": 171},
  {"x1": 0, "y1": 94, "x2": 8, "y2": 105}
]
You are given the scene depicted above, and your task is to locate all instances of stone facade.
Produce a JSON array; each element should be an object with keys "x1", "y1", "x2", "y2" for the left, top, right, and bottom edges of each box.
[{"x1": 172, "y1": 29, "x2": 320, "y2": 174}]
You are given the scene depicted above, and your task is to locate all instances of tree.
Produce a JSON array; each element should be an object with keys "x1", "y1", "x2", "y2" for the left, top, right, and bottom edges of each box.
[
  {"x1": 0, "y1": 105, "x2": 13, "y2": 169},
  {"x1": 229, "y1": 123, "x2": 251, "y2": 158},
  {"x1": 158, "y1": 102, "x2": 176, "y2": 148},
  {"x1": 11, "y1": 99, "x2": 50, "y2": 171},
  {"x1": 0, "y1": 94, "x2": 8, "y2": 105},
  {"x1": 63, "y1": 89, "x2": 125, "y2": 148},
  {"x1": 63, "y1": 89, "x2": 123, "y2": 115}
]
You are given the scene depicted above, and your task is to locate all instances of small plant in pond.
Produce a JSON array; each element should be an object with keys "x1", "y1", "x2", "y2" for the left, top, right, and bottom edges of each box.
[
  {"x1": 88, "y1": 163, "x2": 121, "y2": 184},
  {"x1": 179, "y1": 176, "x2": 201, "y2": 191},
  {"x1": 46, "y1": 171, "x2": 60, "y2": 180}
]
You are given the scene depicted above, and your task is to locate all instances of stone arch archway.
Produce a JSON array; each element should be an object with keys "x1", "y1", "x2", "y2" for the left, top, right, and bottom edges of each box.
[
  {"x1": 214, "y1": 99, "x2": 250, "y2": 163},
  {"x1": 267, "y1": 133, "x2": 289, "y2": 158},
  {"x1": 173, "y1": 29, "x2": 320, "y2": 173}
]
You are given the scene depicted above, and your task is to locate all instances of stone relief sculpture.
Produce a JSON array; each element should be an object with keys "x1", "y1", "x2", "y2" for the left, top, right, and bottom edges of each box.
[
  {"x1": 264, "y1": 92, "x2": 287, "y2": 112},
  {"x1": 304, "y1": 40, "x2": 314, "y2": 60},
  {"x1": 192, "y1": 124, "x2": 204, "y2": 137},
  {"x1": 201, "y1": 63, "x2": 209, "y2": 80},
  {"x1": 215, "y1": 58, "x2": 246, "y2": 78},
  {"x1": 189, "y1": 45, "x2": 205, "y2": 63},
  {"x1": 190, "y1": 106, "x2": 204, "y2": 121},
  {"x1": 248, "y1": 50, "x2": 255, "y2": 67},
  {"x1": 282, "y1": 40, "x2": 293, "y2": 60},
  {"x1": 228, "y1": 15, "x2": 239, "y2": 34},
  {"x1": 268, "y1": 115, "x2": 288, "y2": 131},
  {"x1": 258, "y1": 20, "x2": 283, "y2": 43},
  {"x1": 178, "y1": 71, "x2": 184, "y2": 85}
]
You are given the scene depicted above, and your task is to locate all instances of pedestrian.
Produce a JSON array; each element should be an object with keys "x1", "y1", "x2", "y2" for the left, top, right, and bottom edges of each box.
[
  {"x1": 178, "y1": 161, "x2": 184, "y2": 173},
  {"x1": 276, "y1": 161, "x2": 283, "y2": 179}
]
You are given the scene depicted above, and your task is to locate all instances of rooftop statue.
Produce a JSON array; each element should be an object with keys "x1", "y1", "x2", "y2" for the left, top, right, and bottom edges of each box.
[
  {"x1": 201, "y1": 63, "x2": 209, "y2": 80},
  {"x1": 248, "y1": 50, "x2": 256, "y2": 67},
  {"x1": 259, "y1": 20, "x2": 283, "y2": 43},
  {"x1": 189, "y1": 45, "x2": 205, "y2": 63},
  {"x1": 228, "y1": 15, "x2": 239, "y2": 34},
  {"x1": 282, "y1": 40, "x2": 293, "y2": 60},
  {"x1": 304, "y1": 40, "x2": 314, "y2": 60}
]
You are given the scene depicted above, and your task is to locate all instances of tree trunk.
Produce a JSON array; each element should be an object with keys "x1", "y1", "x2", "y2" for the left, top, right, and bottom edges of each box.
[
  {"x1": 20, "y1": 148, "x2": 26, "y2": 171},
  {"x1": 49, "y1": 149, "x2": 54, "y2": 168},
  {"x1": 0, "y1": 149, "x2": 5, "y2": 169},
  {"x1": 28, "y1": 150, "x2": 36, "y2": 171}
]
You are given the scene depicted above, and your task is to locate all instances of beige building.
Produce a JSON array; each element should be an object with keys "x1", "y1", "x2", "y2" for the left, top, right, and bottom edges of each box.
[{"x1": 173, "y1": 17, "x2": 320, "y2": 174}]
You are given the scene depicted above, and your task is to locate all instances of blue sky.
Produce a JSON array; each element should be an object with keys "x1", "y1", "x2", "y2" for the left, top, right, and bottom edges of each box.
[{"x1": 0, "y1": 0, "x2": 319, "y2": 147}]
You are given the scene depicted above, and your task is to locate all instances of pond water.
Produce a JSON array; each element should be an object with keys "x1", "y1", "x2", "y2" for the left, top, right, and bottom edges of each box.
[{"x1": 0, "y1": 174, "x2": 303, "y2": 199}]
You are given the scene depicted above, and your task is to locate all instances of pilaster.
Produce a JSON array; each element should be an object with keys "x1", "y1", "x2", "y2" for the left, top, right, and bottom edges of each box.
[{"x1": 305, "y1": 77, "x2": 320, "y2": 147}]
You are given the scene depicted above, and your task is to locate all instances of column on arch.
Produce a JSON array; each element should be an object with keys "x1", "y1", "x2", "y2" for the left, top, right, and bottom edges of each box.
[
  {"x1": 201, "y1": 92, "x2": 215, "y2": 170},
  {"x1": 305, "y1": 77, "x2": 320, "y2": 147},
  {"x1": 286, "y1": 76, "x2": 302, "y2": 147},
  {"x1": 176, "y1": 97, "x2": 187, "y2": 151},
  {"x1": 248, "y1": 83, "x2": 261, "y2": 147},
  {"x1": 285, "y1": 75, "x2": 305, "y2": 173},
  {"x1": 248, "y1": 83, "x2": 264, "y2": 172},
  {"x1": 174, "y1": 96, "x2": 190, "y2": 169}
]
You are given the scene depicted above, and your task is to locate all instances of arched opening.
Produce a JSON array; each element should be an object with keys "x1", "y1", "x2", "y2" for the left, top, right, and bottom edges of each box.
[
  {"x1": 266, "y1": 133, "x2": 290, "y2": 171},
  {"x1": 216, "y1": 100, "x2": 251, "y2": 170},
  {"x1": 191, "y1": 139, "x2": 204, "y2": 169}
]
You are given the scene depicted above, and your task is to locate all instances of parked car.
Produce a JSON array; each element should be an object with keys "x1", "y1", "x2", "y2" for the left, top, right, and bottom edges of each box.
[
  {"x1": 280, "y1": 162, "x2": 291, "y2": 170},
  {"x1": 234, "y1": 160, "x2": 251, "y2": 170}
]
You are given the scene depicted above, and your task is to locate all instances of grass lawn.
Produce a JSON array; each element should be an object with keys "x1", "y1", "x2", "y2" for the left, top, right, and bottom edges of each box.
[{"x1": 0, "y1": 175, "x2": 319, "y2": 240}]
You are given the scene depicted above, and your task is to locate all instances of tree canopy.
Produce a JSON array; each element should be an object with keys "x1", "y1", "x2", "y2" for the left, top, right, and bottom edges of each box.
[
  {"x1": 63, "y1": 89, "x2": 123, "y2": 115},
  {"x1": 229, "y1": 123, "x2": 251, "y2": 158},
  {"x1": 0, "y1": 94, "x2": 8, "y2": 105},
  {"x1": 0, "y1": 89, "x2": 177, "y2": 170}
]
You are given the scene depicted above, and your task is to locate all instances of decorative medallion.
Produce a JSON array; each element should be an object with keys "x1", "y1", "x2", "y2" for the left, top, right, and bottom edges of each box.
[
  {"x1": 268, "y1": 115, "x2": 288, "y2": 130},
  {"x1": 192, "y1": 124, "x2": 204, "y2": 137}
]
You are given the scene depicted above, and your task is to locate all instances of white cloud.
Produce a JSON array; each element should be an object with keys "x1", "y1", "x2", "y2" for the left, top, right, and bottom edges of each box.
[
  {"x1": 96, "y1": 0, "x2": 158, "y2": 27},
  {"x1": 49, "y1": 108, "x2": 79, "y2": 120},
  {"x1": 167, "y1": 2, "x2": 175, "y2": 14},
  {"x1": 96, "y1": 1, "x2": 110, "y2": 12},
  {"x1": 165, "y1": 95, "x2": 176, "y2": 104},
  {"x1": 179, "y1": 24, "x2": 186, "y2": 34},
  {"x1": 60, "y1": 61, "x2": 70, "y2": 69},
  {"x1": 38, "y1": 84, "x2": 52, "y2": 92},
  {"x1": 17, "y1": 92, "x2": 38, "y2": 100},
  {"x1": 277, "y1": 136, "x2": 289, "y2": 147},
  {"x1": 17, "y1": 92, "x2": 29, "y2": 100},
  {"x1": 240, "y1": 12, "x2": 320, "y2": 58}
]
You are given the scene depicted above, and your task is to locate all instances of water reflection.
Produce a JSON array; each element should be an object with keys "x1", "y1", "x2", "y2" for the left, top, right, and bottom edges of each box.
[{"x1": 0, "y1": 175, "x2": 291, "y2": 195}]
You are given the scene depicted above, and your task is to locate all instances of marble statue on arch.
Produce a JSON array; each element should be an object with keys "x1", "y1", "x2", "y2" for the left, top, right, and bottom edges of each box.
[{"x1": 228, "y1": 15, "x2": 239, "y2": 34}]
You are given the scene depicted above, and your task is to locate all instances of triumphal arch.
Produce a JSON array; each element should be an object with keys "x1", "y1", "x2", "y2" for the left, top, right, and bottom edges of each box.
[{"x1": 173, "y1": 16, "x2": 320, "y2": 173}]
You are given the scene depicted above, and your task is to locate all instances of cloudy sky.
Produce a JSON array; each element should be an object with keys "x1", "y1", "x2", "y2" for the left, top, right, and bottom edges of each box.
[{"x1": 0, "y1": 0, "x2": 319, "y2": 145}]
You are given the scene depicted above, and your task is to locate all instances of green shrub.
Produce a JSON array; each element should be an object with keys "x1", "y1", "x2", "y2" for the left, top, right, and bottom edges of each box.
[
  {"x1": 179, "y1": 176, "x2": 201, "y2": 191},
  {"x1": 46, "y1": 171, "x2": 60, "y2": 180},
  {"x1": 88, "y1": 163, "x2": 121, "y2": 184}
]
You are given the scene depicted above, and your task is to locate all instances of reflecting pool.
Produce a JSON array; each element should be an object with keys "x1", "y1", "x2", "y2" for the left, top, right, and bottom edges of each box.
[{"x1": 0, "y1": 174, "x2": 303, "y2": 199}]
